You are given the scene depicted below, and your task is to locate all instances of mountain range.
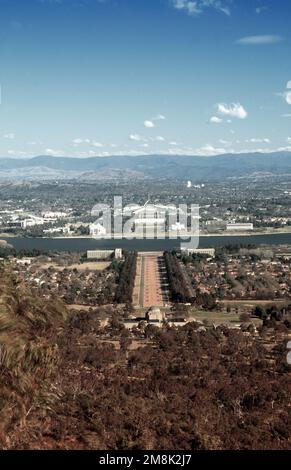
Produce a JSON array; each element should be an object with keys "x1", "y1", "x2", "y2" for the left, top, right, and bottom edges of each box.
[{"x1": 0, "y1": 152, "x2": 290, "y2": 181}]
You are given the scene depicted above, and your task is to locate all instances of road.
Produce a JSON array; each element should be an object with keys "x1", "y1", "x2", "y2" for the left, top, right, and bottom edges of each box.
[{"x1": 134, "y1": 252, "x2": 168, "y2": 308}]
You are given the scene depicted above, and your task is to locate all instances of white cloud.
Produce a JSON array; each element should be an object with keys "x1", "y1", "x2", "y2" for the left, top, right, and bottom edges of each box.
[
  {"x1": 194, "y1": 144, "x2": 227, "y2": 156},
  {"x1": 73, "y1": 138, "x2": 91, "y2": 145},
  {"x1": 217, "y1": 103, "x2": 248, "y2": 119},
  {"x1": 287, "y1": 137, "x2": 291, "y2": 144},
  {"x1": 282, "y1": 114, "x2": 291, "y2": 118},
  {"x1": 173, "y1": 0, "x2": 201, "y2": 15},
  {"x1": 163, "y1": 143, "x2": 228, "y2": 157},
  {"x1": 152, "y1": 114, "x2": 166, "y2": 121},
  {"x1": 45, "y1": 148, "x2": 65, "y2": 157},
  {"x1": 210, "y1": 116, "x2": 223, "y2": 124},
  {"x1": 155, "y1": 136, "x2": 165, "y2": 142},
  {"x1": 172, "y1": 0, "x2": 231, "y2": 16},
  {"x1": 219, "y1": 139, "x2": 232, "y2": 146},
  {"x1": 169, "y1": 141, "x2": 178, "y2": 146},
  {"x1": 73, "y1": 138, "x2": 103, "y2": 147},
  {"x1": 91, "y1": 141, "x2": 104, "y2": 148},
  {"x1": 278, "y1": 82, "x2": 291, "y2": 106},
  {"x1": 255, "y1": 6, "x2": 267, "y2": 14},
  {"x1": 3, "y1": 133, "x2": 15, "y2": 140},
  {"x1": 236, "y1": 35, "x2": 283, "y2": 45},
  {"x1": 246, "y1": 138, "x2": 271, "y2": 144},
  {"x1": 273, "y1": 146, "x2": 291, "y2": 153},
  {"x1": 144, "y1": 120, "x2": 155, "y2": 128},
  {"x1": 7, "y1": 150, "x2": 31, "y2": 158},
  {"x1": 142, "y1": 115, "x2": 165, "y2": 131},
  {"x1": 129, "y1": 133, "x2": 147, "y2": 142}
]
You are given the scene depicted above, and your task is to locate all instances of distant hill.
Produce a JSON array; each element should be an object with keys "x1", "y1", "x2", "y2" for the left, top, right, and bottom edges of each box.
[{"x1": 0, "y1": 152, "x2": 290, "y2": 181}]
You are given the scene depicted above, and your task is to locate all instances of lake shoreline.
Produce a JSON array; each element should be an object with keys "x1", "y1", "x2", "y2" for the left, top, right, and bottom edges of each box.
[
  {"x1": 1, "y1": 231, "x2": 291, "y2": 252},
  {"x1": 1, "y1": 227, "x2": 291, "y2": 241}
]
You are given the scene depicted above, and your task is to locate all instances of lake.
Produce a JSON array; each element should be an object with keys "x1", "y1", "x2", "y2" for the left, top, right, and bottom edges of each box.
[{"x1": 2, "y1": 232, "x2": 291, "y2": 252}]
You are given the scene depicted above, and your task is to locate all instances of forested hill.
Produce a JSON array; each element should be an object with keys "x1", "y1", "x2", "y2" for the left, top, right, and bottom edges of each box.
[{"x1": 0, "y1": 152, "x2": 291, "y2": 180}]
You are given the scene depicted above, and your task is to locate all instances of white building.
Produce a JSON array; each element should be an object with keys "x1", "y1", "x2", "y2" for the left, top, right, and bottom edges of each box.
[
  {"x1": 21, "y1": 217, "x2": 44, "y2": 229},
  {"x1": 131, "y1": 202, "x2": 184, "y2": 219},
  {"x1": 90, "y1": 222, "x2": 107, "y2": 237},
  {"x1": 15, "y1": 258, "x2": 32, "y2": 266},
  {"x1": 134, "y1": 218, "x2": 165, "y2": 231},
  {"x1": 87, "y1": 248, "x2": 122, "y2": 260},
  {"x1": 171, "y1": 222, "x2": 186, "y2": 231},
  {"x1": 87, "y1": 250, "x2": 113, "y2": 260},
  {"x1": 43, "y1": 225, "x2": 72, "y2": 235},
  {"x1": 182, "y1": 248, "x2": 215, "y2": 257},
  {"x1": 114, "y1": 248, "x2": 123, "y2": 259},
  {"x1": 41, "y1": 211, "x2": 68, "y2": 219}
]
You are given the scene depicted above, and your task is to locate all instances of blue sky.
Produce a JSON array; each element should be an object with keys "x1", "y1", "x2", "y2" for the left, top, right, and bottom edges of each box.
[{"x1": 0, "y1": 0, "x2": 291, "y2": 158}]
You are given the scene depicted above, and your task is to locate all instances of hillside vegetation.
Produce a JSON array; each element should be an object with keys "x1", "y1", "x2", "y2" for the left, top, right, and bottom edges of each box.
[{"x1": 0, "y1": 266, "x2": 290, "y2": 449}]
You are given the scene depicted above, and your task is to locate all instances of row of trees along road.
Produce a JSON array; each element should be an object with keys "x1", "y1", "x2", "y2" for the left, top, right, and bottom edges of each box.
[
  {"x1": 164, "y1": 251, "x2": 194, "y2": 303},
  {"x1": 115, "y1": 251, "x2": 137, "y2": 304}
]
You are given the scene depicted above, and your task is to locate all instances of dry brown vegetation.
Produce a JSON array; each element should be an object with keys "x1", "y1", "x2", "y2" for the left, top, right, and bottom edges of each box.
[{"x1": 0, "y1": 265, "x2": 290, "y2": 450}]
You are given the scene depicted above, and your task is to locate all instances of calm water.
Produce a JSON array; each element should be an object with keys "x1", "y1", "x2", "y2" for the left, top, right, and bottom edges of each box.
[{"x1": 2, "y1": 233, "x2": 291, "y2": 252}]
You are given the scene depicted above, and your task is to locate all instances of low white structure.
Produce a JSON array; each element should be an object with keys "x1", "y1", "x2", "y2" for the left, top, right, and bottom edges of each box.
[
  {"x1": 15, "y1": 258, "x2": 32, "y2": 266},
  {"x1": 43, "y1": 226, "x2": 72, "y2": 234},
  {"x1": 182, "y1": 248, "x2": 215, "y2": 257},
  {"x1": 87, "y1": 248, "x2": 122, "y2": 260},
  {"x1": 87, "y1": 250, "x2": 113, "y2": 260},
  {"x1": 41, "y1": 211, "x2": 68, "y2": 219},
  {"x1": 146, "y1": 307, "x2": 165, "y2": 322},
  {"x1": 123, "y1": 307, "x2": 188, "y2": 330}
]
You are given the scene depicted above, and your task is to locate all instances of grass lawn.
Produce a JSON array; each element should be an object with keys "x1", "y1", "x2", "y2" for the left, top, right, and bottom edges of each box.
[
  {"x1": 188, "y1": 308, "x2": 262, "y2": 327},
  {"x1": 218, "y1": 299, "x2": 287, "y2": 308},
  {"x1": 40, "y1": 261, "x2": 110, "y2": 271}
]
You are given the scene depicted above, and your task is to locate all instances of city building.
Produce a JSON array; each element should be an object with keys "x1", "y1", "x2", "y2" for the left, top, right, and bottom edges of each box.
[
  {"x1": 182, "y1": 248, "x2": 215, "y2": 257},
  {"x1": 87, "y1": 248, "x2": 122, "y2": 260},
  {"x1": 145, "y1": 307, "x2": 165, "y2": 322},
  {"x1": 114, "y1": 248, "x2": 123, "y2": 259},
  {"x1": 134, "y1": 217, "x2": 165, "y2": 233},
  {"x1": 171, "y1": 222, "x2": 186, "y2": 231},
  {"x1": 21, "y1": 217, "x2": 44, "y2": 229},
  {"x1": 87, "y1": 250, "x2": 114, "y2": 260},
  {"x1": 90, "y1": 222, "x2": 107, "y2": 237},
  {"x1": 41, "y1": 211, "x2": 68, "y2": 219},
  {"x1": 123, "y1": 306, "x2": 188, "y2": 330}
]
